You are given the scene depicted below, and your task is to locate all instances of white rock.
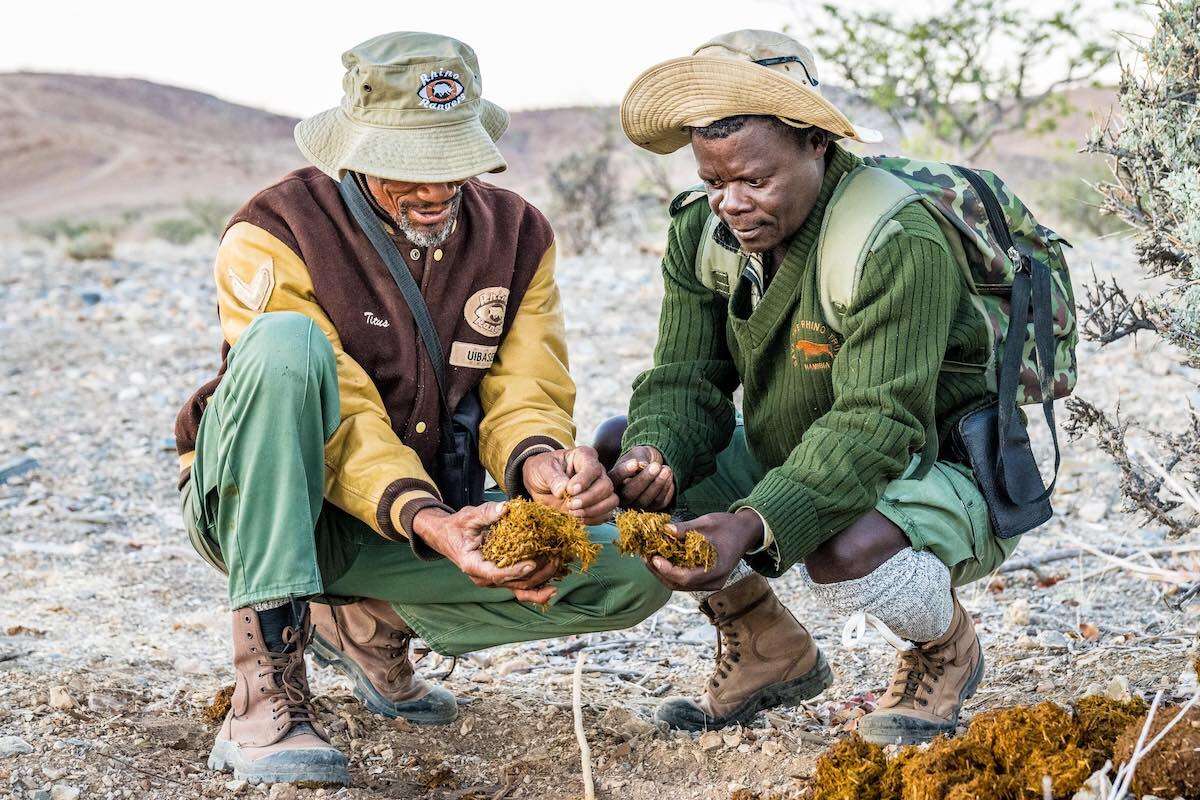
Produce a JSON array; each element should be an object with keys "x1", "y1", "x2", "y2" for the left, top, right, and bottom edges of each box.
[
  {"x1": 496, "y1": 657, "x2": 533, "y2": 675},
  {"x1": 1077, "y1": 500, "x2": 1108, "y2": 523},
  {"x1": 1070, "y1": 768, "x2": 1112, "y2": 800},
  {"x1": 1037, "y1": 630, "x2": 1070, "y2": 651},
  {"x1": 267, "y1": 784, "x2": 297, "y2": 800},
  {"x1": 48, "y1": 686, "x2": 76, "y2": 710},
  {"x1": 1004, "y1": 598, "x2": 1031, "y2": 627},
  {"x1": 50, "y1": 786, "x2": 81, "y2": 800},
  {"x1": 225, "y1": 779, "x2": 248, "y2": 795},
  {"x1": 0, "y1": 735, "x2": 33, "y2": 756},
  {"x1": 698, "y1": 730, "x2": 723, "y2": 751},
  {"x1": 1105, "y1": 675, "x2": 1132, "y2": 701},
  {"x1": 761, "y1": 740, "x2": 783, "y2": 758}
]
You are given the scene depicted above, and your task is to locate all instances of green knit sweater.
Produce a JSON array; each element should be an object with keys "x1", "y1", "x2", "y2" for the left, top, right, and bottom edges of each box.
[{"x1": 623, "y1": 144, "x2": 991, "y2": 576}]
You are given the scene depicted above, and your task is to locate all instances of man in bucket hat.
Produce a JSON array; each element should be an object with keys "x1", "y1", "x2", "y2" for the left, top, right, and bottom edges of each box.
[
  {"x1": 175, "y1": 32, "x2": 669, "y2": 786},
  {"x1": 603, "y1": 30, "x2": 1018, "y2": 743}
]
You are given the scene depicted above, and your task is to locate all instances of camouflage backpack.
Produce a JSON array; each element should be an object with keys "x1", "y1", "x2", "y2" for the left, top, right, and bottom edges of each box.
[{"x1": 678, "y1": 156, "x2": 1078, "y2": 499}]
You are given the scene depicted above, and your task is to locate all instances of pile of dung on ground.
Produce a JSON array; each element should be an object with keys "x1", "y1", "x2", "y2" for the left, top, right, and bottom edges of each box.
[
  {"x1": 810, "y1": 734, "x2": 889, "y2": 800},
  {"x1": 812, "y1": 697, "x2": 1152, "y2": 800},
  {"x1": 202, "y1": 684, "x2": 235, "y2": 725},
  {"x1": 481, "y1": 498, "x2": 601, "y2": 577},
  {"x1": 614, "y1": 509, "x2": 717, "y2": 569},
  {"x1": 1112, "y1": 701, "x2": 1200, "y2": 799},
  {"x1": 1072, "y1": 694, "x2": 1147, "y2": 768}
]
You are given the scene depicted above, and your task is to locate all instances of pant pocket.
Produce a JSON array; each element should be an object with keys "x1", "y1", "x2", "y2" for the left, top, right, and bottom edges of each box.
[{"x1": 181, "y1": 478, "x2": 227, "y2": 574}]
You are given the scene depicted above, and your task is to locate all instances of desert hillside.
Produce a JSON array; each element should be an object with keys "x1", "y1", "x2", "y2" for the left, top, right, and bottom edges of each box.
[{"x1": 0, "y1": 71, "x2": 1115, "y2": 236}]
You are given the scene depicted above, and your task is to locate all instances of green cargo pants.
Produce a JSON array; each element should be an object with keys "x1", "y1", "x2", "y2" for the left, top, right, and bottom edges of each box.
[
  {"x1": 678, "y1": 425, "x2": 1021, "y2": 586},
  {"x1": 181, "y1": 313, "x2": 671, "y2": 656}
]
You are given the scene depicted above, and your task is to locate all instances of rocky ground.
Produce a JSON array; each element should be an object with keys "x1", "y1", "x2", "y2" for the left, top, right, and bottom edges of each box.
[{"x1": 1, "y1": 233, "x2": 1198, "y2": 800}]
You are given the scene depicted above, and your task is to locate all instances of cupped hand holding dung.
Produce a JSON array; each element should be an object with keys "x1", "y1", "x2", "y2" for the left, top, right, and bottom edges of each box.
[
  {"x1": 645, "y1": 510, "x2": 764, "y2": 591},
  {"x1": 608, "y1": 445, "x2": 676, "y2": 511},
  {"x1": 412, "y1": 501, "x2": 559, "y2": 604}
]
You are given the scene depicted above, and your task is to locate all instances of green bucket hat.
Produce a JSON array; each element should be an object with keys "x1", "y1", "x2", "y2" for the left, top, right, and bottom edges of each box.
[{"x1": 295, "y1": 31, "x2": 509, "y2": 183}]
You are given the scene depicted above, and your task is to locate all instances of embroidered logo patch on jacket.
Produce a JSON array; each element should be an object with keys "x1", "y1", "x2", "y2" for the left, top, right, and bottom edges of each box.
[
  {"x1": 464, "y1": 287, "x2": 509, "y2": 336},
  {"x1": 791, "y1": 319, "x2": 841, "y2": 371}
]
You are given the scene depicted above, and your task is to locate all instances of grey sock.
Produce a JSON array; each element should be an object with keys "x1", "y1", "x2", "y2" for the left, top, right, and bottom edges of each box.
[
  {"x1": 801, "y1": 548, "x2": 953, "y2": 642},
  {"x1": 689, "y1": 560, "x2": 756, "y2": 602}
]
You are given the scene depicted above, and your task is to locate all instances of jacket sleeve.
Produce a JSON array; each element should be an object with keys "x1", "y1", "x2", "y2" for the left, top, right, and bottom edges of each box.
[
  {"x1": 733, "y1": 228, "x2": 961, "y2": 575},
  {"x1": 477, "y1": 239, "x2": 577, "y2": 495},
  {"x1": 620, "y1": 203, "x2": 740, "y2": 493},
  {"x1": 215, "y1": 221, "x2": 447, "y2": 543}
]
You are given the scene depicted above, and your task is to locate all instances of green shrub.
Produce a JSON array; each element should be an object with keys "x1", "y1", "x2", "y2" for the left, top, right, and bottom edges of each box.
[{"x1": 152, "y1": 217, "x2": 208, "y2": 245}]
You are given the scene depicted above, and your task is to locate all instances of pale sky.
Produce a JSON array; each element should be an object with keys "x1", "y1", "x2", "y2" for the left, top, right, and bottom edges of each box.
[{"x1": 1, "y1": 0, "x2": 1147, "y2": 117}]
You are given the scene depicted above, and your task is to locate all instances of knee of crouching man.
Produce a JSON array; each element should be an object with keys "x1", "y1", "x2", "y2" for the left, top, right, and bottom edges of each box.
[
  {"x1": 234, "y1": 312, "x2": 336, "y2": 383},
  {"x1": 609, "y1": 565, "x2": 672, "y2": 628}
]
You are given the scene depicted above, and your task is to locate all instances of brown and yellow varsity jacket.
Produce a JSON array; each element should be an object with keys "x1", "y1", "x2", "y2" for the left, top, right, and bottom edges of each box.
[{"x1": 175, "y1": 167, "x2": 575, "y2": 542}]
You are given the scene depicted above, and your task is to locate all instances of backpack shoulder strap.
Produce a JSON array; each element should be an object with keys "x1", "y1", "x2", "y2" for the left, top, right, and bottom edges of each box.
[
  {"x1": 817, "y1": 165, "x2": 921, "y2": 334},
  {"x1": 669, "y1": 184, "x2": 707, "y2": 217}
]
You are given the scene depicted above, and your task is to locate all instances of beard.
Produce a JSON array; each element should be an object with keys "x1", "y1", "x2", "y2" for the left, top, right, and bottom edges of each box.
[{"x1": 395, "y1": 190, "x2": 463, "y2": 248}]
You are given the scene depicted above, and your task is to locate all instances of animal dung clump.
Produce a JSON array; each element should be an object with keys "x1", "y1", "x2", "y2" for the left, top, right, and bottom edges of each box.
[
  {"x1": 1072, "y1": 694, "x2": 1146, "y2": 768},
  {"x1": 482, "y1": 498, "x2": 601, "y2": 577},
  {"x1": 810, "y1": 734, "x2": 888, "y2": 800},
  {"x1": 202, "y1": 684, "x2": 235, "y2": 725},
  {"x1": 812, "y1": 697, "x2": 1155, "y2": 800},
  {"x1": 614, "y1": 509, "x2": 717, "y2": 570},
  {"x1": 1112, "y1": 701, "x2": 1200, "y2": 799}
]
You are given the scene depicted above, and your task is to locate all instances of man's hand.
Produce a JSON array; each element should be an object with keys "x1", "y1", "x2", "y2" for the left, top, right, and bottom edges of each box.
[
  {"x1": 522, "y1": 446, "x2": 618, "y2": 524},
  {"x1": 645, "y1": 510, "x2": 764, "y2": 591},
  {"x1": 412, "y1": 502, "x2": 559, "y2": 604},
  {"x1": 608, "y1": 445, "x2": 675, "y2": 511}
]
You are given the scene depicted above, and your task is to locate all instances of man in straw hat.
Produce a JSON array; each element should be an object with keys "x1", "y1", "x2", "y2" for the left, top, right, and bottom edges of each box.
[
  {"x1": 604, "y1": 30, "x2": 1016, "y2": 744},
  {"x1": 174, "y1": 32, "x2": 669, "y2": 786}
]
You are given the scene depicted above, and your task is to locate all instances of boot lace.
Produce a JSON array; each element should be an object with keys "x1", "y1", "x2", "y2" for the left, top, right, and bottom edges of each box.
[
  {"x1": 706, "y1": 593, "x2": 768, "y2": 689},
  {"x1": 384, "y1": 629, "x2": 417, "y2": 685},
  {"x1": 257, "y1": 624, "x2": 319, "y2": 734},
  {"x1": 891, "y1": 645, "x2": 947, "y2": 707}
]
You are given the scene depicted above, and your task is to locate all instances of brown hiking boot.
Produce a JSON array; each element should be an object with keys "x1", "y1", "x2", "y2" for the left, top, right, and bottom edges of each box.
[
  {"x1": 655, "y1": 574, "x2": 833, "y2": 731},
  {"x1": 310, "y1": 599, "x2": 457, "y2": 724},
  {"x1": 857, "y1": 592, "x2": 985, "y2": 745},
  {"x1": 208, "y1": 607, "x2": 349, "y2": 786}
]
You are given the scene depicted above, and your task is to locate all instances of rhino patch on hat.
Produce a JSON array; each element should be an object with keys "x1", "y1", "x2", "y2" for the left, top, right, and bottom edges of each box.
[{"x1": 418, "y1": 70, "x2": 466, "y2": 110}]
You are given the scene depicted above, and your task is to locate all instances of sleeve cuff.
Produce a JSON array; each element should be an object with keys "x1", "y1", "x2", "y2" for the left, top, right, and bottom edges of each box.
[
  {"x1": 397, "y1": 494, "x2": 453, "y2": 561},
  {"x1": 502, "y1": 435, "x2": 568, "y2": 497},
  {"x1": 377, "y1": 478, "x2": 443, "y2": 541},
  {"x1": 731, "y1": 472, "x2": 820, "y2": 577}
]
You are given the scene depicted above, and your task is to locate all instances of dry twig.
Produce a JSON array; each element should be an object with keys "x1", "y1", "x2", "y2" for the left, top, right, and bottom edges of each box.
[{"x1": 572, "y1": 651, "x2": 596, "y2": 800}]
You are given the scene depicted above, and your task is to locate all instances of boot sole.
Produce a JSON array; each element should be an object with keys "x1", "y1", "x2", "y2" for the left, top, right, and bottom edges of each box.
[
  {"x1": 208, "y1": 739, "x2": 350, "y2": 786},
  {"x1": 309, "y1": 632, "x2": 458, "y2": 725},
  {"x1": 656, "y1": 649, "x2": 834, "y2": 732},
  {"x1": 857, "y1": 651, "x2": 986, "y2": 746}
]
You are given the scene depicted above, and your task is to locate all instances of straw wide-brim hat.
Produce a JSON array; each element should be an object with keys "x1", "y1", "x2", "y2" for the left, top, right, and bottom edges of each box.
[
  {"x1": 621, "y1": 29, "x2": 881, "y2": 154},
  {"x1": 295, "y1": 31, "x2": 509, "y2": 183}
]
